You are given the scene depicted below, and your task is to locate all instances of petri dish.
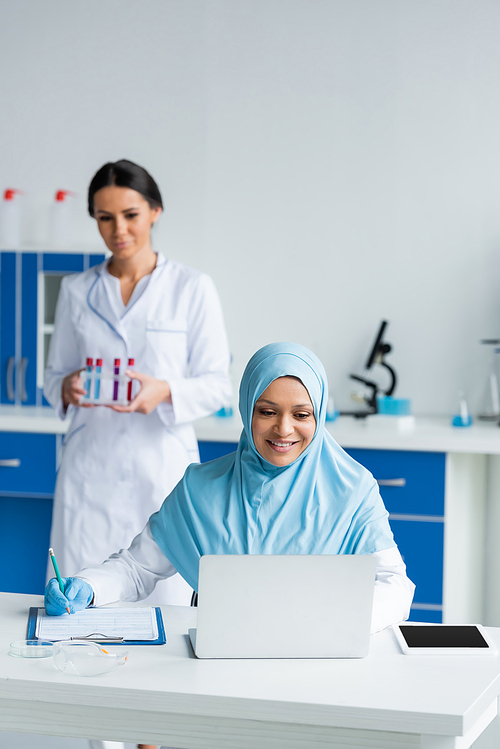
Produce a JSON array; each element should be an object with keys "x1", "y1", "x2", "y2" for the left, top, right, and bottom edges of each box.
[{"x1": 9, "y1": 639, "x2": 54, "y2": 658}]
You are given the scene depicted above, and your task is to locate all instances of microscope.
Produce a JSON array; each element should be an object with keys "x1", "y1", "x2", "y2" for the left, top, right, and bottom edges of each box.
[{"x1": 341, "y1": 320, "x2": 397, "y2": 419}]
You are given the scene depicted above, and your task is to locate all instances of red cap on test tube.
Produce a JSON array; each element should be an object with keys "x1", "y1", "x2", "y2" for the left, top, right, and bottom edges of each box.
[
  {"x1": 96, "y1": 359, "x2": 102, "y2": 366},
  {"x1": 86, "y1": 358, "x2": 93, "y2": 366},
  {"x1": 114, "y1": 358, "x2": 120, "y2": 366},
  {"x1": 128, "y1": 358, "x2": 135, "y2": 366}
]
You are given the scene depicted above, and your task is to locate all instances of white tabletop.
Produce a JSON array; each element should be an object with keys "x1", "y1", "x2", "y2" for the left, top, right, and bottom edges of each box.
[{"x1": 1, "y1": 593, "x2": 500, "y2": 747}]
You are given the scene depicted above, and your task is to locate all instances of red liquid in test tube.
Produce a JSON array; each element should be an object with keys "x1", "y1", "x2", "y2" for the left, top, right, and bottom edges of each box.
[{"x1": 127, "y1": 358, "x2": 134, "y2": 402}]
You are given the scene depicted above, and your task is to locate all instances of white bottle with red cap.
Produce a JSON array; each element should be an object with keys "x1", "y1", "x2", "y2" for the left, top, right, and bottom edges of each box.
[
  {"x1": 0, "y1": 189, "x2": 24, "y2": 249},
  {"x1": 50, "y1": 190, "x2": 76, "y2": 248}
]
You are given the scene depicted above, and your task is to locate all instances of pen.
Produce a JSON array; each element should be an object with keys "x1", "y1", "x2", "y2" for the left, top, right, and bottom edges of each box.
[{"x1": 49, "y1": 547, "x2": 70, "y2": 614}]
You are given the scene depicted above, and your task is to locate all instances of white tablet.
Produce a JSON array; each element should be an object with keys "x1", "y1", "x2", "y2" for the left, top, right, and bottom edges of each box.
[{"x1": 392, "y1": 623, "x2": 498, "y2": 656}]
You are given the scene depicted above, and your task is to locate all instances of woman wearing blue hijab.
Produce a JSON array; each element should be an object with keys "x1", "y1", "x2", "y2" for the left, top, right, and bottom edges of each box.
[{"x1": 46, "y1": 342, "x2": 414, "y2": 634}]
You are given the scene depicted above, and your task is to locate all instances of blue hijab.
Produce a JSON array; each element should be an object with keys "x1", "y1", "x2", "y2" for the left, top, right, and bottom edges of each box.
[{"x1": 150, "y1": 342, "x2": 395, "y2": 590}]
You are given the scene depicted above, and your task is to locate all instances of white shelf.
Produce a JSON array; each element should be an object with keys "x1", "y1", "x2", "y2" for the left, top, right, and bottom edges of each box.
[
  {"x1": 3, "y1": 407, "x2": 500, "y2": 453},
  {"x1": 0, "y1": 406, "x2": 68, "y2": 434},
  {"x1": 194, "y1": 414, "x2": 500, "y2": 454}
]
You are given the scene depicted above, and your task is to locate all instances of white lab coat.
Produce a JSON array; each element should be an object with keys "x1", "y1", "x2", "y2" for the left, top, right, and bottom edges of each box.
[{"x1": 44, "y1": 253, "x2": 232, "y2": 605}]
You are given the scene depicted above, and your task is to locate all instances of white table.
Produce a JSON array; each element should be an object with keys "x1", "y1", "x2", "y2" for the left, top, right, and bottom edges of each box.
[{"x1": 1, "y1": 594, "x2": 500, "y2": 749}]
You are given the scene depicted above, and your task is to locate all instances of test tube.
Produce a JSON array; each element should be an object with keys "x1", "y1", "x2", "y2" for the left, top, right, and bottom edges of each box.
[
  {"x1": 127, "y1": 358, "x2": 134, "y2": 402},
  {"x1": 85, "y1": 358, "x2": 93, "y2": 399},
  {"x1": 94, "y1": 358, "x2": 102, "y2": 401},
  {"x1": 113, "y1": 359, "x2": 120, "y2": 401}
]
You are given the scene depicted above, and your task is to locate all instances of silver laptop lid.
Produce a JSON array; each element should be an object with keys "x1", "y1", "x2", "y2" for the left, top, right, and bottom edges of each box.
[{"x1": 192, "y1": 554, "x2": 376, "y2": 659}]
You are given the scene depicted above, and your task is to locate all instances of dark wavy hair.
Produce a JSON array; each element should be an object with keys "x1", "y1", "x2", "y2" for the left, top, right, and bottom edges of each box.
[{"x1": 88, "y1": 160, "x2": 163, "y2": 216}]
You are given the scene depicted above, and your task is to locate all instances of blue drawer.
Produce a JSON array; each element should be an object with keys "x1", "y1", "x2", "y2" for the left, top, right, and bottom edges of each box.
[
  {"x1": 345, "y1": 449, "x2": 445, "y2": 516},
  {"x1": 389, "y1": 517, "x2": 444, "y2": 605},
  {"x1": 0, "y1": 495, "x2": 53, "y2": 594},
  {"x1": 0, "y1": 432, "x2": 57, "y2": 495}
]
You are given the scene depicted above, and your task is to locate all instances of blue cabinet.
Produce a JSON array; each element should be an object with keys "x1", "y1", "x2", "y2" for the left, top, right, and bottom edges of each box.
[
  {"x1": 0, "y1": 251, "x2": 105, "y2": 406},
  {"x1": 198, "y1": 442, "x2": 446, "y2": 623},
  {"x1": 345, "y1": 449, "x2": 446, "y2": 623},
  {"x1": 0, "y1": 432, "x2": 57, "y2": 595},
  {"x1": 0, "y1": 249, "x2": 105, "y2": 592}
]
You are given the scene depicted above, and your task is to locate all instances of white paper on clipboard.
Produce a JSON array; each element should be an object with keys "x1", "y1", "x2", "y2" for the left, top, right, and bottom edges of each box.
[{"x1": 35, "y1": 607, "x2": 159, "y2": 642}]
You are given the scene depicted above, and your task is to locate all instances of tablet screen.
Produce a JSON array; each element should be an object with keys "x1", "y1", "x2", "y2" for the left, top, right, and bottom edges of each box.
[{"x1": 399, "y1": 625, "x2": 489, "y2": 648}]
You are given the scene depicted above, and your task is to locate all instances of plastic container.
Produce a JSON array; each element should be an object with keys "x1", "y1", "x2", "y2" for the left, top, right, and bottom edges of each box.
[
  {"x1": 49, "y1": 190, "x2": 76, "y2": 248},
  {"x1": 377, "y1": 396, "x2": 411, "y2": 416},
  {"x1": 0, "y1": 189, "x2": 24, "y2": 248},
  {"x1": 215, "y1": 406, "x2": 233, "y2": 418},
  {"x1": 325, "y1": 395, "x2": 339, "y2": 422},
  {"x1": 452, "y1": 394, "x2": 473, "y2": 428},
  {"x1": 478, "y1": 340, "x2": 500, "y2": 420}
]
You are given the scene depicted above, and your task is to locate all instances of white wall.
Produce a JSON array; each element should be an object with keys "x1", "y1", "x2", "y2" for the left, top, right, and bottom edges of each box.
[{"x1": 2, "y1": 0, "x2": 500, "y2": 416}]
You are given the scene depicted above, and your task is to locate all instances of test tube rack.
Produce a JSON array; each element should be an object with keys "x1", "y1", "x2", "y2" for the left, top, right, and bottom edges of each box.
[{"x1": 78, "y1": 371, "x2": 134, "y2": 406}]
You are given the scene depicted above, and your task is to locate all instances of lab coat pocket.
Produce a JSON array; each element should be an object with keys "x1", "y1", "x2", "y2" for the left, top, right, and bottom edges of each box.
[{"x1": 145, "y1": 317, "x2": 188, "y2": 375}]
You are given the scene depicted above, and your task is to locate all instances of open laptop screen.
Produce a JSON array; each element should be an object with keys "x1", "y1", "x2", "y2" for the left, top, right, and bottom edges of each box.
[{"x1": 191, "y1": 554, "x2": 376, "y2": 659}]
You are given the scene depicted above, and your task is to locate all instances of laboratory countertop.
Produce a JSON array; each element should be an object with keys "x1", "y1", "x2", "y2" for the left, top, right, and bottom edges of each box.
[{"x1": 1, "y1": 406, "x2": 500, "y2": 454}]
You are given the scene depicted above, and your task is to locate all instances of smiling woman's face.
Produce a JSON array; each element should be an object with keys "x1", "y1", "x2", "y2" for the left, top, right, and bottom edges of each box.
[
  {"x1": 251, "y1": 376, "x2": 316, "y2": 467},
  {"x1": 93, "y1": 185, "x2": 161, "y2": 260}
]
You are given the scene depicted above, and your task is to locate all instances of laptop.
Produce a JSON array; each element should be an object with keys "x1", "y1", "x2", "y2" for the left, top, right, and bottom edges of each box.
[{"x1": 188, "y1": 554, "x2": 376, "y2": 659}]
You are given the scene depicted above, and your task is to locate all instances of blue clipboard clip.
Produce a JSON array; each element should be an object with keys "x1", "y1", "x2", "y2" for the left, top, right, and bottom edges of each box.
[{"x1": 70, "y1": 632, "x2": 124, "y2": 643}]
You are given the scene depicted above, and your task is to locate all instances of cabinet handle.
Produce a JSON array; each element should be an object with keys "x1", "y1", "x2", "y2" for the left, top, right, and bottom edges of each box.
[
  {"x1": 18, "y1": 357, "x2": 28, "y2": 402},
  {"x1": 377, "y1": 478, "x2": 406, "y2": 487},
  {"x1": 6, "y1": 357, "x2": 15, "y2": 401},
  {"x1": 0, "y1": 459, "x2": 21, "y2": 467}
]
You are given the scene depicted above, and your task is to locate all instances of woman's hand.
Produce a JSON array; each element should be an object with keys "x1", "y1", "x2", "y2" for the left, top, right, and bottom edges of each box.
[
  {"x1": 62, "y1": 369, "x2": 94, "y2": 409},
  {"x1": 45, "y1": 577, "x2": 94, "y2": 616},
  {"x1": 107, "y1": 370, "x2": 172, "y2": 415}
]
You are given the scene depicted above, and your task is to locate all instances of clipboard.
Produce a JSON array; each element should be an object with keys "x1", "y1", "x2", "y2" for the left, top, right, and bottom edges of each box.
[{"x1": 27, "y1": 606, "x2": 166, "y2": 646}]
